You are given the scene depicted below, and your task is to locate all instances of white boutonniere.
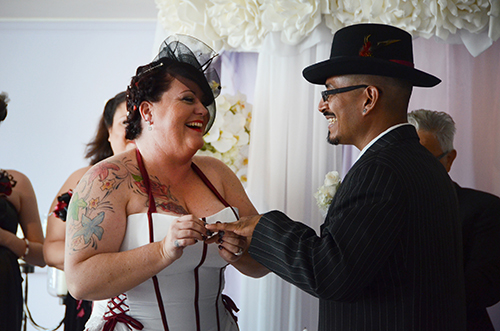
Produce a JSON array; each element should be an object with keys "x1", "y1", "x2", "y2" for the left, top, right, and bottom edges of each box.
[{"x1": 314, "y1": 171, "x2": 341, "y2": 216}]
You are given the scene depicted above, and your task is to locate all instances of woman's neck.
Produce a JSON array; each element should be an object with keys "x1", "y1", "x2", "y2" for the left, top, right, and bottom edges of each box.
[{"x1": 134, "y1": 141, "x2": 196, "y2": 186}]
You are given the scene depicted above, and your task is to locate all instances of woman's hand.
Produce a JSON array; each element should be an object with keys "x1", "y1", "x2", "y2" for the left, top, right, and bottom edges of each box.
[
  {"x1": 206, "y1": 226, "x2": 248, "y2": 264},
  {"x1": 162, "y1": 215, "x2": 208, "y2": 261}
]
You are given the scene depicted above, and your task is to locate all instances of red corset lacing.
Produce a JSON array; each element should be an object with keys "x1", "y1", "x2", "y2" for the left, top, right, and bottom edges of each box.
[{"x1": 102, "y1": 294, "x2": 144, "y2": 331}]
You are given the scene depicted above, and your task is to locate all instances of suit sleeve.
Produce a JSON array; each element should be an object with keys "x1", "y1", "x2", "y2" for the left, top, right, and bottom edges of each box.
[{"x1": 249, "y1": 161, "x2": 407, "y2": 302}]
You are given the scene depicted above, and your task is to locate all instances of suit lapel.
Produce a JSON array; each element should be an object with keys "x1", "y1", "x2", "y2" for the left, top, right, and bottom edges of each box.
[{"x1": 325, "y1": 125, "x2": 419, "y2": 219}]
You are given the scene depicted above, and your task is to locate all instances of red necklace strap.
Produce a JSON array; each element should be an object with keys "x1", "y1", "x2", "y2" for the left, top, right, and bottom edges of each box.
[
  {"x1": 191, "y1": 163, "x2": 239, "y2": 220},
  {"x1": 135, "y1": 149, "x2": 169, "y2": 331}
]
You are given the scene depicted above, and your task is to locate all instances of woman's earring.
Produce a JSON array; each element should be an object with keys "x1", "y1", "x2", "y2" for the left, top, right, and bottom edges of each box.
[
  {"x1": 146, "y1": 120, "x2": 153, "y2": 131},
  {"x1": 362, "y1": 109, "x2": 367, "y2": 114}
]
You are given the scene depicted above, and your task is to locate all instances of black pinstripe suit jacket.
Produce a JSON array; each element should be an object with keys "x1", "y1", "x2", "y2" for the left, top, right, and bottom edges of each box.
[{"x1": 250, "y1": 125, "x2": 466, "y2": 330}]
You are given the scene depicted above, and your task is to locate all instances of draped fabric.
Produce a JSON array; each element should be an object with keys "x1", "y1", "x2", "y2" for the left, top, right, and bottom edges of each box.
[
  {"x1": 410, "y1": 37, "x2": 500, "y2": 196},
  {"x1": 155, "y1": 21, "x2": 500, "y2": 330},
  {"x1": 220, "y1": 24, "x2": 342, "y2": 331}
]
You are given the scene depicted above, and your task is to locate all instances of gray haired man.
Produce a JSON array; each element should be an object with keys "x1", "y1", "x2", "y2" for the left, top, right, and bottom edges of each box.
[{"x1": 409, "y1": 109, "x2": 500, "y2": 331}]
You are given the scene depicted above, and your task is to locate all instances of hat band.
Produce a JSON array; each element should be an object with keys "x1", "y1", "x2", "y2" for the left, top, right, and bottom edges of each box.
[{"x1": 390, "y1": 59, "x2": 414, "y2": 68}]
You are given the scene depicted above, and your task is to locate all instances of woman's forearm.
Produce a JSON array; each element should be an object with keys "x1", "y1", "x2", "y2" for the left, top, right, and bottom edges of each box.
[
  {"x1": 66, "y1": 241, "x2": 173, "y2": 301},
  {"x1": 43, "y1": 239, "x2": 65, "y2": 270}
]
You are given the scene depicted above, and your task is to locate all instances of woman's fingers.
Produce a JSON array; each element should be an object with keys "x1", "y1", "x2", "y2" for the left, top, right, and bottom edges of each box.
[
  {"x1": 214, "y1": 230, "x2": 248, "y2": 262},
  {"x1": 172, "y1": 215, "x2": 211, "y2": 241}
]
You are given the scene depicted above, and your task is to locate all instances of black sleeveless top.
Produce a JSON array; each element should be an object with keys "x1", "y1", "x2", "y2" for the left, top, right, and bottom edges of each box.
[{"x1": 0, "y1": 183, "x2": 23, "y2": 331}]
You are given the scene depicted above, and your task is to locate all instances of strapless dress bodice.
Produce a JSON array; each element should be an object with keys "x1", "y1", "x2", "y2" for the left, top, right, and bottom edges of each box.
[{"x1": 85, "y1": 207, "x2": 239, "y2": 331}]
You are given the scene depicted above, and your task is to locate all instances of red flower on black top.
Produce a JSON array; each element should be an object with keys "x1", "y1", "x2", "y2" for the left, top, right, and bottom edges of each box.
[
  {"x1": 0, "y1": 170, "x2": 17, "y2": 196},
  {"x1": 53, "y1": 190, "x2": 73, "y2": 221}
]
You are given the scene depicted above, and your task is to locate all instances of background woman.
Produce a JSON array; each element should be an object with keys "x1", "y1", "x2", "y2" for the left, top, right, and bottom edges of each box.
[
  {"x1": 0, "y1": 92, "x2": 46, "y2": 331},
  {"x1": 44, "y1": 91, "x2": 135, "y2": 330},
  {"x1": 65, "y1": 35, "x2": 267, "y2": 331}
]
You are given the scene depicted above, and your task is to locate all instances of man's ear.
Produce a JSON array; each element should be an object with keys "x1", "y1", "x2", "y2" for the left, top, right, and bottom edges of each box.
[
  {"x1": 362, "y1": 86, "x2": 380, "y2": 116},
  {"x1": 443, "y1": 149, "x2": 457, "y2": 172}
]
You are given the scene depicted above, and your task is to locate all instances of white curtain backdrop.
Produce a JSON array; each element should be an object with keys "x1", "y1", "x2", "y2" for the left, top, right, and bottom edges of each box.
[
  {"x1": 155, "y1": 20, "x2": 500, "y2": 331},
  {"x1": 218, "y1": 24, "x2": 343, "y2": 331}
]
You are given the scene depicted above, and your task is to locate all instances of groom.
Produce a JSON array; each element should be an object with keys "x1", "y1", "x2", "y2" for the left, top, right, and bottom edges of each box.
[{"x1": 208, "y1": 23, "x2": 466, "y2": 330}]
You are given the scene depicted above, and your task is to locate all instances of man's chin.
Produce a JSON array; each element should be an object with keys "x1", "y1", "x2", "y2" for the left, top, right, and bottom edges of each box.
[{"x1": 327, "y1": 132, "x2": 339, "y2": 145}]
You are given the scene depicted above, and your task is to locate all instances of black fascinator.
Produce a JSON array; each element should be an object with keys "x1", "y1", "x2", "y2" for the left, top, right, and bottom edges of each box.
[
  {"x1": 0, "y1": 92, "x2": 9, "y2": 122},
  {"x1": 154, "y1": 35, "x2": 221, "y2": 134}
]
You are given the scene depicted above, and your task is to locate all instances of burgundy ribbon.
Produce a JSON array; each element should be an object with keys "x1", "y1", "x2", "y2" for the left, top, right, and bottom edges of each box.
[
  {"x1": 390, "y1": 59, "x2": 415, "y2": 68},
  {"x1": 221, "y1": 294, "x2": 240, "y2": 323},
  {"x1": 103, "y1": 313, "x2": 144, "y2": 331}
]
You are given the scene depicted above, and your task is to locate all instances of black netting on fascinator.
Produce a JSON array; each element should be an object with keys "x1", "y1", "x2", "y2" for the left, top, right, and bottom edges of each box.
[
  {"x1": 127, "y1": 35, "x2": 221, "y2": 136},
  {"x1": 0, "y1": 170, "x2": 16, "y2": 196}
]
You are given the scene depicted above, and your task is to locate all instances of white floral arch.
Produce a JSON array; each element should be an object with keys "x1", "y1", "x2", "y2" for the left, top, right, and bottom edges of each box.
[{"x1": 156, "y1": 0, "x2": 500, "y2": 56}]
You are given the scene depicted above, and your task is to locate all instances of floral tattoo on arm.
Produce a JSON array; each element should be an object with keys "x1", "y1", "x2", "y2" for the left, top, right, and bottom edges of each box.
[{"x1": 67, "y1": 157, "x2": 189, "y2": 252}]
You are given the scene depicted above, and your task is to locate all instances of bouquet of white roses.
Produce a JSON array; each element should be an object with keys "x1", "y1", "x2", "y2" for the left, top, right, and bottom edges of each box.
[
  {"x1": 314, "y1": 171, "x2": 341, "y2": 216},
  {"x1": 198, "y1": 92, "x2": 252, "y2": 185}
]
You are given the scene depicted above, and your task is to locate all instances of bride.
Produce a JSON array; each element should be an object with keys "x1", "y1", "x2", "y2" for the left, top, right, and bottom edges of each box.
[{"x1": 64, "y1": 35, "x2": 268, "y2": 331}]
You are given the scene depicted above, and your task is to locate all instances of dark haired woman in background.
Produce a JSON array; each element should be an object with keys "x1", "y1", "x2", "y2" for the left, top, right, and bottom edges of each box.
[
  {"x1": 44, "y1": 91, "x2": 135, "y2": 330},
  {"x1": 0, "y1": 92, "x2": 46, "y2": 331}
]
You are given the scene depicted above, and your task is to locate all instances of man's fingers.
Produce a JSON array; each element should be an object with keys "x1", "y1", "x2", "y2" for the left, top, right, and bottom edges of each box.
[{"x1": 206, "y1": 222, "x2": 238, "y2": 232}]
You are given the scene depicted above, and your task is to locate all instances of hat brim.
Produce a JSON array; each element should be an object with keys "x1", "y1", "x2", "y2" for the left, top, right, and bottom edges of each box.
[{"x1": 303, "y1": 56, "x2": 441, "y2": 87}]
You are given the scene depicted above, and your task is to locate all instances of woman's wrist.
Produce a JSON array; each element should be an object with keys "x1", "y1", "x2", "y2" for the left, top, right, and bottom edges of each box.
[{"x1": 20, "y1": 238, "x2": 29, "y2": 259}]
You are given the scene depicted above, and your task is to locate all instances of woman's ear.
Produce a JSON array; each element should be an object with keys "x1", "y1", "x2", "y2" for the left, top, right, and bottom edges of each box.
[
  {"x1": 362, "y1": 86, "x2": 380, "y2": 116},
  {"x1": 139, "y1": 101, "x2": 153, "y2": 123}
]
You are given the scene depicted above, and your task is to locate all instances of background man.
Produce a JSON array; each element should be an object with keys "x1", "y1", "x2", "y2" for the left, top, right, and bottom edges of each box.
[
  {"x1": 209, "y1": 23, "x2": 466, "y2": 330},
  {"x1": 409, "y1": 109, "x2": 500, "y2": 331}
]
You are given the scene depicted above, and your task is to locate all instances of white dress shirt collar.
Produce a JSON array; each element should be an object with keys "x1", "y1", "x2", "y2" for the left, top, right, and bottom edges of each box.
[{"x1": 354, "y1": 123, "x2": 413, "y2": 164}]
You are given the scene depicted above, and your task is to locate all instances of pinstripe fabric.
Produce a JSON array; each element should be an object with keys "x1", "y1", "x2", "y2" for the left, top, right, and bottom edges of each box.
[{"x1": 249, "y1": 125, "x2": 466, "y2": 330}]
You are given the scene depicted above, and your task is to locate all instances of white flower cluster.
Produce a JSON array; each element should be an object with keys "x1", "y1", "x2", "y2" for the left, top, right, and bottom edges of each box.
[
  {"x1": 314, "y1": 171, "x2": 341, "y2": 216},
  {"x1": 197, "y1": 93, "x2": 252, "y2": 185},
  {"x1": 155, "y1": 0, "x2": 499, "y2": 51}
]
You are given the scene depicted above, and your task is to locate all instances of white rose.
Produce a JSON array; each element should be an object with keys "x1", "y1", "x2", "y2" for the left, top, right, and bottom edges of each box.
[
  {"x1": 155, "y1": 0, "x2": 224, "y2": 50},
  {"x1": 324, "y1": 171, "x2": 340, "y2": 187},
  {"x1": 260, "y1": 0, "x2": 323, "y2": 44},
  {"x1": 314, "y1": 170, "x2": 341, "y2": 215},
  {"x1": 207, "y1": 0, "x2": 267, "y2": 50}
]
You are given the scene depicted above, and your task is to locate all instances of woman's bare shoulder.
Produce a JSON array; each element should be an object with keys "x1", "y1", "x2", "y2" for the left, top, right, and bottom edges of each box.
[
  {"x1": 59, "y1": 166, "x2": 92, "y2": 189},
  {"x1": 3, "y1": 169, "x2": 33, "y2": 191},
  {"x1": 84, "y1": 150, "x2": 137, "y2": 180},
  {"x1": 192, "y1": 155, "x2": 241, "y2": 188},
  {"x1": 3, "y1": 168, "x2": 29, "y2": 182},
  {"x1": 192, "y1": 155, "x2": 229, "y2": 172}
]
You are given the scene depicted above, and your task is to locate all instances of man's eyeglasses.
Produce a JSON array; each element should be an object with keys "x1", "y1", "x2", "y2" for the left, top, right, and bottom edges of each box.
[
  {"x1": 321, "y1": 85, "x2": 369, "y2": 102},
  {"x1": 436, "y1": 151, "x2": 450, "y2": 160}
]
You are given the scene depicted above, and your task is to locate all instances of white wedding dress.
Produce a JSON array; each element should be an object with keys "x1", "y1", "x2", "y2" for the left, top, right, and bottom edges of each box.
[{"x1": 84, "y1": 207, "x2": 239, "y2": 331}]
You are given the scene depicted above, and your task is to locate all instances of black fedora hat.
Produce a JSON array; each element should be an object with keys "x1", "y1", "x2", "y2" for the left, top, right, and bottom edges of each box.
[{"x1": 303, "y1": 23, "x2": 441, "y2": 87}]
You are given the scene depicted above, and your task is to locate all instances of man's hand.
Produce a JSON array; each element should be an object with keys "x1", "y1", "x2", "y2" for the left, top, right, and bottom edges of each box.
[{"x1": 206, "y1": 214, "x2": 262, "y2": 240}]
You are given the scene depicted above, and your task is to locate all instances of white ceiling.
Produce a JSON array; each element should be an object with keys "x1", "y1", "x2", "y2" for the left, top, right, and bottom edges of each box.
[{"x1": 0, "y1": 0, "x2": 158, "y2": 20}]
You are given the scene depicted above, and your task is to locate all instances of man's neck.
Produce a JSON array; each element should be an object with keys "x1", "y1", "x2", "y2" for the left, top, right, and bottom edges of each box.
[{"x1": 356, "y1": 119, "x2": 408, "y2": 150}]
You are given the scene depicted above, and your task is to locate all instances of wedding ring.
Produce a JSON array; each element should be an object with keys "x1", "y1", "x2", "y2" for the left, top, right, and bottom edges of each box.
[
  {"x1": 174, "y1": 240, "x2": 180, "y2": 248},
  {"x1": 234, "y1": 248, "x2": 243, "y2": 256}
]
